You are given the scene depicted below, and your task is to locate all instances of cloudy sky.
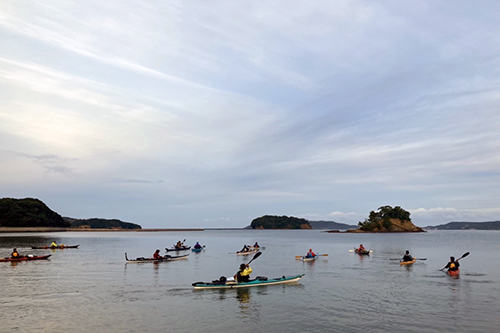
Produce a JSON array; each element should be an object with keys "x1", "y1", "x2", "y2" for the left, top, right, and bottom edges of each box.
[{"x1": 1, "y1": 1, "x2": 499, "y2": 228}]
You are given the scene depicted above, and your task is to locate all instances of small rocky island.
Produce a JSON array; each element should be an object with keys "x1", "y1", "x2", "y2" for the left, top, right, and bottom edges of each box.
[
  {"x1": 249, "y1": 215, "x2": 357, "y2": 230},
  {"x1": 250, "y1": 215, "x2": 312, "y2": 229},
  {"x1": 347, "y1": 205, "x2": 425, "y2": 233}
]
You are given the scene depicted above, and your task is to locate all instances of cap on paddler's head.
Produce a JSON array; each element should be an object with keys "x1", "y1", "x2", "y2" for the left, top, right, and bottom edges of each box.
[{"x1": 240, "y1": 263, "x2": 246, "y2": 269}]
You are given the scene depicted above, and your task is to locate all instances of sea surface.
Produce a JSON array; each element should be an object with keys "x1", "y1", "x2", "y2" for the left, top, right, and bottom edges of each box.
[{"x1": 1, "y1": 230, "x2": 499, "y2": 333}]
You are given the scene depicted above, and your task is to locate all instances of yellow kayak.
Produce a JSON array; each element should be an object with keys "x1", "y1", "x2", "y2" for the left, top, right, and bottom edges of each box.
[{"x1": 400, "y1": 258, "x2": 416, "y2": 265}]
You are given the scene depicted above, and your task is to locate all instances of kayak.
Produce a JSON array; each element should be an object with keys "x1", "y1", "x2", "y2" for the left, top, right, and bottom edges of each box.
[
  {"x1": 165, "y1": 246, "x2": 191, "y2": 252},
  {"x1": 125, "y1": 253, "x2": 189, "y2": 262},
  {"x1": 400, "y1": 258, "x2": 416, "y2": 265},
  {"x1": 302, "y1": 255, "x2": 318, "y2": 262},
  {"x1": 447, "y1": 269, "x2": 460, "y2": 276},
  {"x1": 192, "y1": 247, "x2": 204, "y2": 252},
  {"x1": 236, "y1": 249, "x2": 258, "y2": 255},
  {"x1": 31, "y1": 245, "x2": 79, "y2": 249},
  {"x1": 192, "y1": 274, "x2": 305, "y2": 289},
  {"x1": 0, "y1": 254, "x2": 51, "y2": 262},
  {"x1": 354, "y1": 248, "x2": 370, "y2": 255}
]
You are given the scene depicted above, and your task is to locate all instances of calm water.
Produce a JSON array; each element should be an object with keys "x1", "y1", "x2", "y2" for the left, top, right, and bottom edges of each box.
[{"x1": 1, "y1": 230, "x2": 500, "y2": 332}]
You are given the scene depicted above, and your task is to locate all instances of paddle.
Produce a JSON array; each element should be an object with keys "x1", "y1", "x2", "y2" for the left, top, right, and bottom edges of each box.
[
  {"x1": 295, "y1": 254, "x2": 328, "y2": 259},
  {"x1": 247, "y1": 251, "x2": 262, "y2": 265},
  {"x1": 389, "y1": 258, "x2": 426, "y2": 261},
  {"x1": 440, "y1": 252, "x2": 470, "y2": 271}
]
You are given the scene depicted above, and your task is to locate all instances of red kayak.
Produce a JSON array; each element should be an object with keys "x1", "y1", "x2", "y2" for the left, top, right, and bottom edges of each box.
[
  {"x1": 0, "y1": 255, "x2": 51, "y2": 262},
  {"x1": 447, "y1": 269, "x2": 460, "y2": 276}
]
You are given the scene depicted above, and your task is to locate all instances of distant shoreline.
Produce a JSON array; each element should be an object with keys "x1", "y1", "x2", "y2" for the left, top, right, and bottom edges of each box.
[{"x1": 0, "y1": 227, "x2": 206, "y2": 233}]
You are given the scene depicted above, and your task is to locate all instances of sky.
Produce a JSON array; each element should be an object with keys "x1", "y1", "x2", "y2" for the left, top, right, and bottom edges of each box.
[{"x1": 1, "y1": 1, "x2": 500, "y2": 228}]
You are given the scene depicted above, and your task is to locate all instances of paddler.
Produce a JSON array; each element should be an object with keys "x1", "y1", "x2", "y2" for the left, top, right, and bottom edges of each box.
[
  {"x1": 402, "y1": 250, "x2": 413, "y2": 262},
  {"x1": 153, "y1": 249, "x2": 163, "y2": 259},
  {"x1": 11, "y1": 248, "x2": 20, "y2": 258},
  {"x1": 305, "y1": 248, "x2": 316, "y2": 258},
  {"x1": 193, "y1": 242, "x2": 202, "y2": 249},
  {"x1": 253, "y1": 242, "x2": 260, "y2": 249},
  {"x1": 357, "y1": 244, "x2": 366, "y2": 252},
  {"x1": 50, "y1": 241, "x2": 57, "y2": 248},
  {"x1": 234, "y1": 263, "x2": 252, "y2": 282},
  {"x1": 442, "y1": 256, "x2": 460, "y2": 273}
]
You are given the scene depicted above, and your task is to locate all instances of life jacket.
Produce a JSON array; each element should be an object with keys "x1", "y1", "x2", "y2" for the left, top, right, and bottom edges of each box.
[{"x1": 450, "y1": 263, "x2": 456, "y2": 269}]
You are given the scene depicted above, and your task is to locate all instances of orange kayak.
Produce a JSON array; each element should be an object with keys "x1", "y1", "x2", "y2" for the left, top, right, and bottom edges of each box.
[
  {"x1": 447, "y1": 269, "x2": 460, "y2": 276},
  {"x1": 400, "y1": 258, "x2": 416, "y2": 265}
]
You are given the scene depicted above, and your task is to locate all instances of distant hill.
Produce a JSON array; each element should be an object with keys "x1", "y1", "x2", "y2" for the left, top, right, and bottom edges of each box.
[
  {"x1": 0, "y1": 197, "x2": 69, "y2": 228},
  {"x1": 425, "y1": 221, "x2": 500, "y2": 230},
  {"x1": 64, "y1": 217, "x2": 142, "y2": 230},
  {"x1": 250, "y1": 215, "x2": 312, "y2": 229},
  {"x1": 309, "y1": 220, "x2": 357, "y2": 230}
]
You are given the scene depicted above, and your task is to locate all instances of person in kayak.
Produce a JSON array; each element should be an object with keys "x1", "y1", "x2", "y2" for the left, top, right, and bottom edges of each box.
[
  {"x1": 50, "y1": 241, "x2": 57, "y2": 248},
  {"x1": 402, "y1": 250, "x2": 413, "y2": 262},
  {"x1": 234, "y1": 263, "x2": 253, "y2": 282},
  {"x1": 240, "y1": 245, "x2": 250, "y2": 252},
  {"x1": 175, "y1": 241, "x2": 184, "y2": 249},
  {"x1": 305, "y1": 248, "x2": 316, "y2": 258},
  {"x1": 357, "y1": 244, "x2": 366, "y2": 252},
  {"x1": 11, "y1": 248, "x2": 20, "y2": 258},
  {"x1": 443, "y1": 256, "x2": 460, "y2": 272},
  {"x1": 253, "y1": 242, "x2": 260, "y2": 249},
  {"x1": 153, "y1": 249, "x2": 163, "y2": 259},
  {"x1": 193, "y1": 242, "x2": 202, "y2": 249}
]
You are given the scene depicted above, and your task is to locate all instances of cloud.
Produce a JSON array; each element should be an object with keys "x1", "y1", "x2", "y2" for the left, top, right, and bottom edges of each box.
[{"x1": 1, "y1": 1, "x2": 500, "y2": 227}]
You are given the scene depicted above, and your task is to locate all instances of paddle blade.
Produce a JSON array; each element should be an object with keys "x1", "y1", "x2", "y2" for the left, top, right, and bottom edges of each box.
[
  {"x1": 295, "y1": 256, "x2": 303, "y2": 259},
  {"x1": 320, "y1": 254, "x2": 328, "y2": 256},
  {"x1": 459, "y1": 252, "x2": 470, "y2": 260},
  {"x1": 247, "y1": 251, "x2": 262, "y2": 264}
]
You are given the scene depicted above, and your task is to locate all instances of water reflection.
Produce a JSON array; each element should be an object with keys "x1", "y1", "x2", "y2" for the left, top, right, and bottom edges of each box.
[
  {"x1": 236, "y1": 288, "x2": 261, "y2": 320},
  {"x1": 236, "y1": 287, "x2": 251, "y2": 304}
]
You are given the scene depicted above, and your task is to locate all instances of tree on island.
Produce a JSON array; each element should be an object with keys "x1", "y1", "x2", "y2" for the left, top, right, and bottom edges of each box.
[
  {"x1": 250, "y1": 215, "x2": 312, "y2": 229},
  {"x1": 356, "y1": 205, "x2": 423, "y2": 232}
]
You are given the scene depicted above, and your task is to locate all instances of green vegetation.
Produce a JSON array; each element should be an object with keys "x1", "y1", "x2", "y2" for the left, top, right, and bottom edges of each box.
[
  {"x1": 358, "y1": 205, "x2": 413, "y2": 232},
  {"x1": 0, "y1": 198, "x2": 69, "y2": 227},
  {"x1": 64, "y1": 217, "x2": 141, "y2": 229},
  {"x1": 250, "y1": 215, "x2": 312, "y2": 229}
]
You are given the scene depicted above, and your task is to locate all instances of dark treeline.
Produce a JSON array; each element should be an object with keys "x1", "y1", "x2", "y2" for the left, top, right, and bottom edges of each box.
[
  {"x1": 0, "y1": 198, "x2": 69, "y2": 227},
  {"x1": 251, "y1": 215, "x2": 312, "y2": 229}
]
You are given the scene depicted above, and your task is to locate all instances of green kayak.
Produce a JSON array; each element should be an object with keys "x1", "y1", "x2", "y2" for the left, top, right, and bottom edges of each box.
[{"x1": 192, "y1": 274, "x2": 305, "y2": 289}]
